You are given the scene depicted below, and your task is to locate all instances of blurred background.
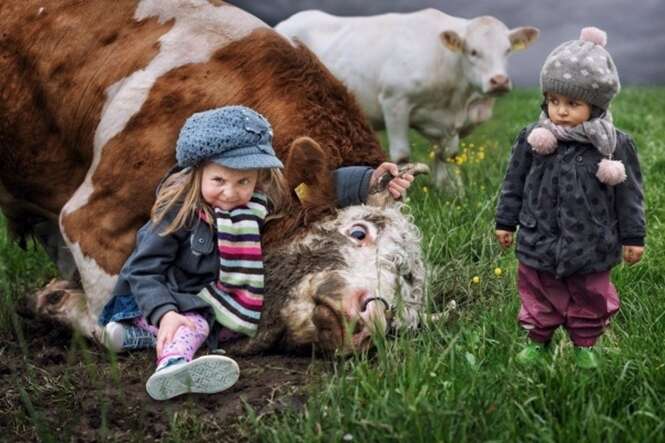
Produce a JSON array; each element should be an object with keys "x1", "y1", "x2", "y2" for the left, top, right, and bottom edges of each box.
[{"x1": 228, "y1": 0, "x2": 665, "y2": 86}]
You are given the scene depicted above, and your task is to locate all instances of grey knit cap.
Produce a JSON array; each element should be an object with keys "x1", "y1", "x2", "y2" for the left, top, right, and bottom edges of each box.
[
  {"x1": 176, "y1": 105, "x2": 283, "y2": 170},
  {"x1": 540, "y1": 27, "x2": 620, "y2": 110}
]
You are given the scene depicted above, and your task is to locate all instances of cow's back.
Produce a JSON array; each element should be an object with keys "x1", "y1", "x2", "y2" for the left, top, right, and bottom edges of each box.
[
  {"x1": 1, "y1": 0, "x2": 384, "y2": 278},
  {"x1": 276, "y1": 9, "x2": 467, "y2": 125}
]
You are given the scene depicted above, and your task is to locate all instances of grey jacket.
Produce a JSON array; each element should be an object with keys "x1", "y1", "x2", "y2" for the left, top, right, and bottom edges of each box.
[
  {"x1": 496, "y1": 125, "x2": 645, "y2": 278},
  {"x1": 111, "y1": 166, "x2": 375, "y2": 326}
]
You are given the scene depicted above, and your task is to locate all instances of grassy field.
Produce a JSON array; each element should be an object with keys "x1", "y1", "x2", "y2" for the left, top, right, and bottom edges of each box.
[{"x1": 2, "y1": 88, "x2": 664, "y2": 441}]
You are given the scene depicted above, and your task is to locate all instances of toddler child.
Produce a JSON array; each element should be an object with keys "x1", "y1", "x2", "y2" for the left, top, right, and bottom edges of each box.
[{"x1": 495, "y1": 27, "x2": 646, "y2": 369}]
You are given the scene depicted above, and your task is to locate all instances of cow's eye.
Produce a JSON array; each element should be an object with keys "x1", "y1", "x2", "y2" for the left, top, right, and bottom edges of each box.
[
  {"x1": 349, "y1": 225, "x2": 367, "y2": 241},
  {"x1": 470, "y1": 49, "x2": 478, "y2": 57}
]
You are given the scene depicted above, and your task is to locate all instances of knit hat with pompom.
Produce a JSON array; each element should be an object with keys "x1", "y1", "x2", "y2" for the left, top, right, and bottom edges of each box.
[{"x1": 540, "y1": 27, "x2": 620, "y2": 111}]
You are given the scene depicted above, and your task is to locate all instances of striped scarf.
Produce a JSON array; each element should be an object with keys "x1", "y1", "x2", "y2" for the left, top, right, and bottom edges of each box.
[{"x1": 196, "y1": 192, "x2": 268, "y2": 337}]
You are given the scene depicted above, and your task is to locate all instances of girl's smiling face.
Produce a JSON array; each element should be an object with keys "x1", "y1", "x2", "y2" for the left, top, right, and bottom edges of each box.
[
  {"x1": 546, "y1": 92, "x2": 592, "y2": 127},
  {"x1": 200, "y1": 162, "x2": 258, "y2": 210}
]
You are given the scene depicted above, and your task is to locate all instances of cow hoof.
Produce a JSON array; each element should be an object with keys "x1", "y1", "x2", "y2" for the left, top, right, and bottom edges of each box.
[{"x1": 35, "y1": 278, "x2": 83, "y2": 316}]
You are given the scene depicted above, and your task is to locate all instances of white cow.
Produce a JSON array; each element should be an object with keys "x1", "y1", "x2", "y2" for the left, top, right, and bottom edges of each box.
[{"x1": 276, "y1": 9, "x2": 539, "y2": 189}]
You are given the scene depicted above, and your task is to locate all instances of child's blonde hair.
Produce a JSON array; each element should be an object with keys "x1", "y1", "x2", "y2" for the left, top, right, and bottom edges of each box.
[{"x1": 151, "y1": 164, "x2": 290, "y2": 236}]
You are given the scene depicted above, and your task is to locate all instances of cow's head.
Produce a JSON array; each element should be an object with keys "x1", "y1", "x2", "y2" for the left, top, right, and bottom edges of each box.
[
  {"x1": 260, "y1": 138, "x2": 426, "y2": 355},
  {"x1": 441, "y1": 16, "x2": 539, "y2": 95}
]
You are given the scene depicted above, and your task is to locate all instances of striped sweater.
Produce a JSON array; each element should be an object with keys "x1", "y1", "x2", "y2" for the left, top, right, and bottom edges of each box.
[{"x1": 196, "y1": 192, "x2": 268, "y2": 337}]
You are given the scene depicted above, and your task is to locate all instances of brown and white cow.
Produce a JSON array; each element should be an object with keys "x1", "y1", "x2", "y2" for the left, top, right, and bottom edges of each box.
[{"x1": 0, "y1": 0, "x2": 425, "y2": 354}]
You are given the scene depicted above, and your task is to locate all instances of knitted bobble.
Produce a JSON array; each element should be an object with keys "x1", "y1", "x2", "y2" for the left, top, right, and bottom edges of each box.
[
  {"x1": 527, "y1": 127, "x2": 558, "y2": 155},
  {"x1": 580, "y1": 27, "x2": 607, "y2": 47},
  {"x1": 596, "y1": 159, "x2": 626, "y2": 185}
]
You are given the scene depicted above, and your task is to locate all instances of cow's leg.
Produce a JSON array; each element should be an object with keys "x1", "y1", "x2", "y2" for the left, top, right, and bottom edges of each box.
[
  {"x1": 379, "y1": 95, "x2": 412, "y2": 163},
  {"x1": 432, "y1": 134, "x2": 464, "y2": 193},
  {"x1": 32, "y1": 218, "x2": 80, "y2": 282}
]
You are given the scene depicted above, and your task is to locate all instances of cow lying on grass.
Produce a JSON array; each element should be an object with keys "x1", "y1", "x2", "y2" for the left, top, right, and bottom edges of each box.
[
  {"x1": 276, "y1": 9, "x2": 539, "y2": 190},
  {"x1": 1, "y1": 0, "x2": 427, "y2": 354}
]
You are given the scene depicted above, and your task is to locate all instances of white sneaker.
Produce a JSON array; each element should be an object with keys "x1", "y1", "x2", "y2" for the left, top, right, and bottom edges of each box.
[
  {"x1": 145, "y1": 355, "x2": 240, "y2": 400},
  {"x1": 101, "y1": 321, "x2": 156, "y2": 352}
]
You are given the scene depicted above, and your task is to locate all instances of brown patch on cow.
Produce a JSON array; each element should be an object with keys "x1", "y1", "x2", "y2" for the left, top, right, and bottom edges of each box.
[
  {"x1": 99, "y1": 30, "x2": 119, "y2": 46},
  {"x1": 314, "y1": 273, "x2": 346, "y2": 300},
  {"x1": 312, "y1": 303, "x2": 343, "y2": 352},
  {"x1": 1, "y1": 1, "x2": 174, "y2": 257},
  {"x1": 60, "y1": 26, "x2": 383, "y2": 272}
]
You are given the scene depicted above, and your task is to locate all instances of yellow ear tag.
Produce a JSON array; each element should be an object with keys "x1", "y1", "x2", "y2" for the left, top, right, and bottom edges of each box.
[
  {"x1": 295, "y1": 182, "x2": 311, "y2": 203},
  {"x1": 512, "y1": 40, "x2": 526, "y2": 51}
]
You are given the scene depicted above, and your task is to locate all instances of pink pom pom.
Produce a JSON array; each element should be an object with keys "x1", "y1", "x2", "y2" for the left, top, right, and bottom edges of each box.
[
  {"x1": 580, "y1": 27, "x2": 607, "y2": 47},
  {"x1": 596, "y1": 159, "x2": 626, "y2": 185},
  {"x1": 527, "y1": 127, "x2": 558, "y2": 155}
]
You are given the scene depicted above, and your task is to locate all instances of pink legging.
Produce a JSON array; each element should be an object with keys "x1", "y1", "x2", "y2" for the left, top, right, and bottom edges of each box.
[{"x1": 134, "y1": 312, "x2": 209, "y2": 366}]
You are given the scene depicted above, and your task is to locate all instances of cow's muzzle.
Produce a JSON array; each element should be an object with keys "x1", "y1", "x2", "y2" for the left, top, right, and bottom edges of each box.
[{"x1": 313, "y1": 289, "x2": 392, "y2": 354}]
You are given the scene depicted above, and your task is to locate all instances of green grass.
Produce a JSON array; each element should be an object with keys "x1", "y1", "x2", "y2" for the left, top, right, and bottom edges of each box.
[
  {"x1": 248, "y1": 87, "x2": 665, "y2": 442},
  {"x1": 2, "y1": 87, "x2": 664, "y2": 441}
]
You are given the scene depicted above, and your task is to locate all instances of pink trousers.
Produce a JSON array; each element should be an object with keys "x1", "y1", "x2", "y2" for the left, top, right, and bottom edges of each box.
[{"x1": 517, "y1": 262, "x2": 620, "y2": 347}]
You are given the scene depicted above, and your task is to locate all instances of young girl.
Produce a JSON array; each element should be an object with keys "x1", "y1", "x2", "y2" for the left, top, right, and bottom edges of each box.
[
  {"x1": 99, "y1": 105, "x2": 413, "y2": 400},
  {"x1": 495, "y1": 28, "x2": 646, "y2": 369}
]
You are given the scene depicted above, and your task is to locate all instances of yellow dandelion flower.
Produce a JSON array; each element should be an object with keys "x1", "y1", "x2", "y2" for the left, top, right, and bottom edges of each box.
[
  {"x1": 429, "y1": 151, "x2": 436, "y2": 160},
  {"x1": 494, "y1": 267, "x2": 502, "y2": 277},
  {"x1": 477, "y1": 152, "x2": 485, "y2": 161},
  {"x1": 472, "y1": 276, "x2": 480, "y2": 284},
  {"x1": 422, "y1": 186, "x2": 429, "y2": 193},
  {"x1": 469, "y1": 143, "x2": 475, "y2": 148}
]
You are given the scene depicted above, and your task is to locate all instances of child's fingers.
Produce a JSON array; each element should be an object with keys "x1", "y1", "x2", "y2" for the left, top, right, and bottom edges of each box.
[
  {"x1": 156, "y1": 333, "x2": 166, "y2": 356},
  {"x1": 184, "y1": 318, "x2": 197, "y2": 331}
]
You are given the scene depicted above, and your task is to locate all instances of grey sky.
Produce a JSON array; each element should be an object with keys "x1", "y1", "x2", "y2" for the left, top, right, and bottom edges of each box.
[{"x1": 228, "y1": 0, "x2": 665, "y2": 86}]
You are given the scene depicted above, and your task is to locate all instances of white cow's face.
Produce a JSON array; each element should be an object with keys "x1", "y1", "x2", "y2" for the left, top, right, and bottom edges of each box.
[
  {"x1": 441, "y1": 17, "x2": 539, "y2": 95},
  {"x1": 272, "y1": 204, "x2": 425, "y2": 354}
]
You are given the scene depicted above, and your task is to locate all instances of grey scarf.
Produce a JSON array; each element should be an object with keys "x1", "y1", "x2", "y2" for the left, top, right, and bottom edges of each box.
[{"x1": 538, "y1": 111, "x2": 617, "y2": 158}]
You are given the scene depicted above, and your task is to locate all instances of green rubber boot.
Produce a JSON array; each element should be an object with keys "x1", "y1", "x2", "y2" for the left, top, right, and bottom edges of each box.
[
  {"x1": 574, "y1": 347, "x2": 599, "y2": 369},
  {"x1": 516, "y1": 342, "x2": 548, "y2": 366}
]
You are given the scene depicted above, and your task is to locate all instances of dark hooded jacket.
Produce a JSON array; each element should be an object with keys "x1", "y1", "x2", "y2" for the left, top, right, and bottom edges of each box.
[{"x1": 496, "y1": 125, "x2": 645, "y2": 278}]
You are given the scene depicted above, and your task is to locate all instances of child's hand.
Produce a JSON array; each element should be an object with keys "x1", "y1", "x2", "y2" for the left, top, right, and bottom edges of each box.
[
  {"x1": 156, "y1": 311, "x2": 196, "y2": 356},
  {"x1": 370, "y1": 162, "x2": 415, "y2": 200},
  {"x1": 623, "y1": 245, "x2": 645, "y2": 265},
  {"x1": 495, "y1": 230, "x2": 514, "y2": 249}
]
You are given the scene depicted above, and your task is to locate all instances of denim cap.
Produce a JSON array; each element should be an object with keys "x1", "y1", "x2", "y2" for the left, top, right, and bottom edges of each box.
[{"x1": 176, "y1": 105, "x2": 284, "y2": 170}]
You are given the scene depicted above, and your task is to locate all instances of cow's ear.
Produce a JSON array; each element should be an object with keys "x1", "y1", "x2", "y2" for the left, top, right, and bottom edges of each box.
[
  {"x1": 284, "y1": 136, "x2": 335, "y2": 208},
  {"x1": 285, "y1": 136, "x2": 329, "y2": 188},
  {"x1": 440, "y1": 30, "x2": 464, "y2": 53},
  {"x1": 509, "y1": 26, "x2": 539, "y2": 51}
]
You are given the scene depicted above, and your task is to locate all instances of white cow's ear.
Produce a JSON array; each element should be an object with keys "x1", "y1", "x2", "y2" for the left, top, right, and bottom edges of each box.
[
  {"x1": 509, "y1": 26, "x2": 540, "y2": 51},
  {"x1": 440, "y1": 31, "x2": 464, "y2": 53}
]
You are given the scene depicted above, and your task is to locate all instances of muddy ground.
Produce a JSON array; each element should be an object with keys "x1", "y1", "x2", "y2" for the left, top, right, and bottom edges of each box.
[{"x1": 0, "y1": 305, "x2": 326, "y2": 442}]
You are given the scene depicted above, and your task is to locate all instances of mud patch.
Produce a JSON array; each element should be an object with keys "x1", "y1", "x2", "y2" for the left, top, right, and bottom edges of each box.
[{"x1": 0, "y1": 312, "x2": 322, "y2": 442}]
